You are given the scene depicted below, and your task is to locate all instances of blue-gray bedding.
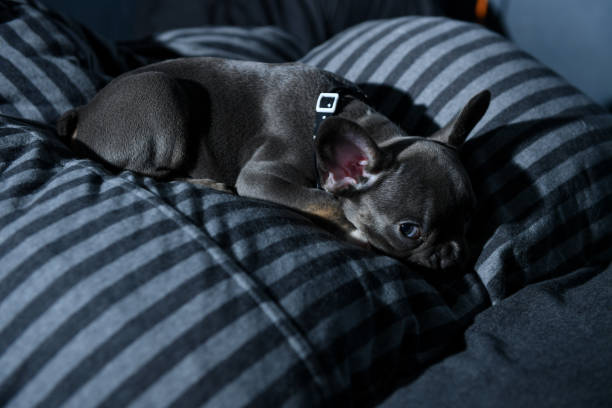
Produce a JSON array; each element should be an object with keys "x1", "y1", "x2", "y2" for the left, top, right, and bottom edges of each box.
[{"x1": 1, "y1": 1, "x2": 610, "y2": 407}]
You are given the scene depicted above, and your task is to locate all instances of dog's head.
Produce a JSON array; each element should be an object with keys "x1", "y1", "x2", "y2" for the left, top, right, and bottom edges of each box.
[{"x1": 315, "y1": 91, "x2": 490, "y2": 270}]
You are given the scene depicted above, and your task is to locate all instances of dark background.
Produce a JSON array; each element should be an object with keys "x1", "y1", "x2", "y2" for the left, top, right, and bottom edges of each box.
[{"x1": 39, "y1": 0, "x2": 612, "y2": 111}]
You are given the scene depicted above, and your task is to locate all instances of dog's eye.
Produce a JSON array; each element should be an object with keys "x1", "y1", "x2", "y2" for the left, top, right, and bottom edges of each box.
[{"x1": 399, "y1": 223, "x2": 421, "y2": 240}]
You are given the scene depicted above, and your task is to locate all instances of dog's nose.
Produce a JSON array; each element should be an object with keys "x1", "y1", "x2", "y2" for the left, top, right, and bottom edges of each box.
[{"x1": 432, "y1": 242, "x2": 464, "y2": 270}]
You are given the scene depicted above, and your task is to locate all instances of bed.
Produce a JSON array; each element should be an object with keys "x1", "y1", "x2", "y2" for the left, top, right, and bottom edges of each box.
[{"x1": 1, "y1": 1, "x2": 610, "y2": 407}]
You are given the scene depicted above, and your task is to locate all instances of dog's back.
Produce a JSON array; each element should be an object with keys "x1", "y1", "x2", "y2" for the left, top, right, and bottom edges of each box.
[{"x1": 58, "y1": 58, "x2": 332, "y2": 184}]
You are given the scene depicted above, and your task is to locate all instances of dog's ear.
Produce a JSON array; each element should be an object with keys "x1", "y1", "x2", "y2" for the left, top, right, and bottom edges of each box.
[
  {"x1": 430, "y1": 90, "x2": 491, "y2": 147},
  {"x1": 315, "y1": 116, "x2": 386, "y2": 194}
]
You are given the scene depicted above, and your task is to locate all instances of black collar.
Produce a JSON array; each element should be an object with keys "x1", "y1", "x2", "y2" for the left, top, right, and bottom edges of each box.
[{"x1": 312, "y1": 85, "x2": 367, "y2": 138}]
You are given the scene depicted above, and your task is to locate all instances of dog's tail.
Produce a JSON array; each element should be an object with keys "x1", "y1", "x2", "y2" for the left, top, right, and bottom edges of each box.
[{"x1": 56, "y1": 108, "x2": 79, "y2": 143}]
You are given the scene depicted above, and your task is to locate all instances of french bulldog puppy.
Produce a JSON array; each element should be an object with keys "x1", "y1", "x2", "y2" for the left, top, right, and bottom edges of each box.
[{"x1": 57, "y1": 57, "x2": 490, "y2": 270}]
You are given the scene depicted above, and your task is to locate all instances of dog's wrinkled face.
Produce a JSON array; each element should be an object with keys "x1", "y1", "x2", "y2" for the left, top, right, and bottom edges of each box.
[
  {"x1": 315, "y1": 90, "x2": 490, "y2": 270},
  {"x1": 340, "y1": 145, "x2": 476, "y2": 269}
]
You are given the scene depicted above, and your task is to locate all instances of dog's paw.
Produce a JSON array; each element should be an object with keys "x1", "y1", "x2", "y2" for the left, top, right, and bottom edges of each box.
[
  {"x1": 347, "y1": 228, "x2": 369, "y2": 247},
  {"x1": 181, "y1": 178, "x2": 236, "y2": 194},
  {"x1": 304, "y1": 203, "x2": 369, "y2": 248}
]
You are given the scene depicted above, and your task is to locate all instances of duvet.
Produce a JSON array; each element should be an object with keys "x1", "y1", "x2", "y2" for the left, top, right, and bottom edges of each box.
[{"x1": 0, "y1": 1, "x2": 610, "y2": 407}]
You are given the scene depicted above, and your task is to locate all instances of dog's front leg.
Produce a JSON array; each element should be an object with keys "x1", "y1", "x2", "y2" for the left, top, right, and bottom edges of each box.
[{"x1": 236, "y1": 167, "x2": 367, "y2": 245}]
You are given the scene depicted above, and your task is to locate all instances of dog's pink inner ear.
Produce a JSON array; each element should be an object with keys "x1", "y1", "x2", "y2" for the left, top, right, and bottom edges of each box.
[{"x1": 323, "y1": 140, "x2": 369, "y2": 191}]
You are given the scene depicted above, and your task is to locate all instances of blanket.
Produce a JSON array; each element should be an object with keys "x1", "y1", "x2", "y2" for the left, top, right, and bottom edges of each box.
[{"x1": 0, "y1": 1, "x2": 610, "y2": 407}]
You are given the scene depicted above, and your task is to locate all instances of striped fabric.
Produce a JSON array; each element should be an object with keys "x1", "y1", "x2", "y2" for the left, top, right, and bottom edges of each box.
[
  {"x1": 0, "y1": 2, "x2": 610, "y2": 408},
  {"x1": 152, "y1": 26, "x2": 307, "y2": 63}
]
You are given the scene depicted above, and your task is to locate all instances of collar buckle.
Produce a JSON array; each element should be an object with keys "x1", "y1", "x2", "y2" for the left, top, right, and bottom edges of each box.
[{"x1": 316, "y1": 93, "x2": 340, "y2": 114}]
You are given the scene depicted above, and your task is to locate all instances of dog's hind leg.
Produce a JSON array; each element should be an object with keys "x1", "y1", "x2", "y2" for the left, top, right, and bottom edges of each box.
[{"x1": 63, "y1": 71, "x2": 196, "y2": 179}]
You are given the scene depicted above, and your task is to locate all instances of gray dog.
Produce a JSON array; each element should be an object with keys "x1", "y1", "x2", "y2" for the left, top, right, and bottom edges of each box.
[{"x1": 57, "y1": 57, "x2": 490, "y2": 270}]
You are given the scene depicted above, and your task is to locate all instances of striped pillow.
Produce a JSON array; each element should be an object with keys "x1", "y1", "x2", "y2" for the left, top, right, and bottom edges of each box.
[
  {"x1": 301, "y1": 17, "x2": 612, "y2": 302},
  {"x1": 1, "y1": 2, "x2": 610, "y2": 408}
]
